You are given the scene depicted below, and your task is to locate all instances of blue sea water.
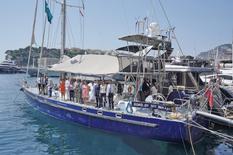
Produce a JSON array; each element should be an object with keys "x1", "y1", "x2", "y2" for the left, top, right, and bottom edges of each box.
[{"x1": 0, "y1": 74, "x2": 232, "y2": 155}]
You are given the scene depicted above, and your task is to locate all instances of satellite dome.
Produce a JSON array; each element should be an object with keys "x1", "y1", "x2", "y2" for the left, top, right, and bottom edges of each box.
[{"x1": 148, "y1": 22, "x2": 160, "y2": 37}]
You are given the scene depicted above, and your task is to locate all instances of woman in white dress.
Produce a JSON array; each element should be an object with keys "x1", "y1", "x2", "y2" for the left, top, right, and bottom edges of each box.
[{"x1": 88, "y1": 82, "x2": 96, "y2": 102}]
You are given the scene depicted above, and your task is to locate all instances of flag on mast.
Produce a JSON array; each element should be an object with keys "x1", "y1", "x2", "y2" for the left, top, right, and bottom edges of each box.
[{"x1": 45, "y1": 0, "x2": 53, "y2": 24}]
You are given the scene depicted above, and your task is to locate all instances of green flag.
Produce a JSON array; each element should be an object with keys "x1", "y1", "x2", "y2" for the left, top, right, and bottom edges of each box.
[{"x1": 45, "y1": 0, "x2": 53, "y2": 24}]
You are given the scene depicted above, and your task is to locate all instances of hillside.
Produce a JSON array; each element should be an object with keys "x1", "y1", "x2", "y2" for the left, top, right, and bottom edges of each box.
[{"x1": 5, "y1": 46, "x2": 109, "y2": 67}]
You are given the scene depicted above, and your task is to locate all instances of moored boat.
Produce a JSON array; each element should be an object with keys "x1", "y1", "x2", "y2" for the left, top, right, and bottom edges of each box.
[
  {"x1": 22, "y1": 86, "x2": 206, "y2": 143},
  {"x1": 21, "y1": 0, "x2": 208, "y2": 144},
  {"x1": 0, "y1": 60, "x2": 25, "y2": 74}
]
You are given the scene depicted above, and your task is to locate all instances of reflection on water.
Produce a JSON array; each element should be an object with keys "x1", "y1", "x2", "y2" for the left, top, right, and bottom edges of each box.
[{"x1": 23, "y1": 99, "x2": 233, "y2": 155}]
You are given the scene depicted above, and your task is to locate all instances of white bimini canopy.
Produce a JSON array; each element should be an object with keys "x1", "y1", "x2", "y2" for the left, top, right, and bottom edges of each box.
[{"x1": 49, "y1": 54, "x2": 123, "y2": 75}]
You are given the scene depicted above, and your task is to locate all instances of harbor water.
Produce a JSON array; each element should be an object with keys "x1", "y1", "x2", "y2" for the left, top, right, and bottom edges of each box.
[{"x1": 0, "y1": 74, "x2": 232, "y2": 155}]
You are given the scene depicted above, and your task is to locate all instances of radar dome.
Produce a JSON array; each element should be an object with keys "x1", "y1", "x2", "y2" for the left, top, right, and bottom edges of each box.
[{"x1": 148, "y1": 22, "x2": 160, "y2": 37}]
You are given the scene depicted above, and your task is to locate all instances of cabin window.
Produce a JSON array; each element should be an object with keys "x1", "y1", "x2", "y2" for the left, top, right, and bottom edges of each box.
[{"x1": 220, "y1": 75, "x2": 233, "y2": 80}]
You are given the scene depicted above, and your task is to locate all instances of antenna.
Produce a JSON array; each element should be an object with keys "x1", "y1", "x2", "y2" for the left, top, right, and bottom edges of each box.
[{"x1": 135, "y1": 17, "x2": 147, "y2": 34}]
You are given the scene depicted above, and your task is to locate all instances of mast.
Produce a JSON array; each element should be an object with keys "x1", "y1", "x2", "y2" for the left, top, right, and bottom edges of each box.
[
  {"x1": 37, "y1": 19, "x2": 47, "y2": 78},
  {"x1": 60, "y1": 0, "x2": 66, "y2": 60},
  {"x1": 26, "y1": 0, "x2": 38, "y2": 77}
]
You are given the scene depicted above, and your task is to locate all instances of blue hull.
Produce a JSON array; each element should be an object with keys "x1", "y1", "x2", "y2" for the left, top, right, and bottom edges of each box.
[{"x1": 23, "y1": 88, "x2": 205, "y2": 143}]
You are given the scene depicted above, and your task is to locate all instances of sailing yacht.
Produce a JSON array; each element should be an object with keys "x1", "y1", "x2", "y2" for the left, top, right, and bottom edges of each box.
[{"x1": 21, "y1": 0, "x2": 208, "y2": 144}]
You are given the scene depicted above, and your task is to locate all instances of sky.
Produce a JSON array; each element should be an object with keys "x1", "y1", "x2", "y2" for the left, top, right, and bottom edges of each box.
[{"x1": 0, "y1": 0, "x2": 233, "y2": 61}]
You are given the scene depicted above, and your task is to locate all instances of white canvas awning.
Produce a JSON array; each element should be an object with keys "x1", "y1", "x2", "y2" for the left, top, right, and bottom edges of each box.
[{"x1": 49, "y1": 54, "x2": 128, "y2": 75}]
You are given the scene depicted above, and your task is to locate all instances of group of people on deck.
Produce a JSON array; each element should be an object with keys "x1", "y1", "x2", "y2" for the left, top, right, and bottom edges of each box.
[
  {"x1": 36, "y1": 74, "x2": 169, "y2": 110},
  {"x1": 51, "y1": 77, "x2": 118, "y2": 110},
  {"x1": 37, "y1": 75, "x2": 54, "y2": 97}
]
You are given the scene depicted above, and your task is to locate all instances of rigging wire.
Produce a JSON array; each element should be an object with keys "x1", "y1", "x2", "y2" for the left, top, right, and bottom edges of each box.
[
  {"x1": 187, "y1": 102, "x2": 196, "y2": 155},
  {"x1": 82, "y1": 11, "x2": 85, "y2": 49},
  {"x1": 37, "y1": 18, "x2": 47, "y2": 78},
  {"x1": 78, "y1": 7, "x2": 85, "y2": 50},
  {"x1": 67, "y1": 15, "x2": 76, "y2": 48},
  {"x1": 66, "y1": 9, "x2": 72, "y2": 49},
  {"x1": 66, "y1": 21, "x2": 72, "y2": 49},
  {"x1": 189, "y1": 120, "x2": 233, "y2": 142},
  {"x1": 150, "y1": 0, "x2": 160, "y2": 24},
  {"x1": 179, "y1": 127, "x2": 188, "y2": 155},
  {"x1": 158, "y1": 0, "x2": 184, "y2": 56},
  {"x1": 52, "y1": 13, "x2": 61, "y2": 48},
  {"x1": 26, "y1": 0, "x2": 39, "y2": 77}
]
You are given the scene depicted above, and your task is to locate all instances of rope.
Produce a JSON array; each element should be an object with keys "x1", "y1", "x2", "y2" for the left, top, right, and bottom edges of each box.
[
  {"x1": 185, "y1": 120, "x2": 233, "y2": 142},
  {"x1": 188, "y1": 121, "x2": 196, "y2": 155},
  {"x1": 179, "y1": 127, "x2": 188, "y2": 155}
]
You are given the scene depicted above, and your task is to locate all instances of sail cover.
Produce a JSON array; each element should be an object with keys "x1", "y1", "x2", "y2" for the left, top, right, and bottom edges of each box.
[{"x1": 49, "y1": 54, "x2": 126, "y2": 75}]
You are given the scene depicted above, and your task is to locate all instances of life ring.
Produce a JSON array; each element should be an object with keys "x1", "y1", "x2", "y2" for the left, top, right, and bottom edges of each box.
[
  {"x1": 128, "y1": 85, "x2": 133, "y2": 94},
  {"x1": 152, "y1": 93, "x2": 166, "y2": 101}
]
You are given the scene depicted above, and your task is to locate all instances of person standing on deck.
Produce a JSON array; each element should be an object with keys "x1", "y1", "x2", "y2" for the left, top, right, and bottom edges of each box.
[
  {"x1": 79, "y1": 80, "x2": 83, "y2": 104},
  {"x1": 65, "y1": 78, "x2": 70, "y2": 100},
  {"x1": 44, "y1": 76, "x2": 48, "y2": 95},
  {"x1": 88, "y1": 82, "x2": 96, "y2": 102},
  {"x1": 37, "y1": 76, "x2": 41, "y2": 94},
  {"x1": 82, "y1": 81, "x2": 89, "y2": 104},
  {"x1": 59, "y1": 79, "x2": 65, "y2": 100},
  {"x1": 74, "y1": 79, "x2": 78, "y2": 102},
  {"x1": 168, "y1": 82, "x2": 174, "y2": 95},
  {"x1": 94, "y1": 81, "x2": 100, "y2": 108},
  {"x1": 106, "y1": 81, "x2": 114, "y2": 110},
  {"x1": 69, "y1": 78, "x2": 75, "y2": 101},
  {"x1": 150, "y1": 82, "x2": 158, "y2": 95},
  {"x1": 117, "y1": 82, "x2": 123, "y2": 95},
  {"x1": 54, "y1": 84, "x2": 59, "y2": 99},
  {"x1": 142, "y1": 78, "x2": 150, "y2": 99},
  {"x1": 74, "y1": 79, "x2": 82, "y2": 103},
  {"x1": 41, "y1": 75, "x2": 46, "y2": 95},
  {"x1": 48, "y1": 79, "x2": 54, "y2": 97},
  {"x1": 100, "y1": 81, "x2": 106, "y2": 107}
]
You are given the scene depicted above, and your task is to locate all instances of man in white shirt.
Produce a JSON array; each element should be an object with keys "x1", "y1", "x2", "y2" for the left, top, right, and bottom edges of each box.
[
  {"x1": 106, "y1": 81, "x2": 114, "y2": 110},
  {"x1": 65, "y1": 78, "x2": 70, "y2": 100},
  {"x1": 100, "y1": 81, "x2": 106, "y2": 107}
]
